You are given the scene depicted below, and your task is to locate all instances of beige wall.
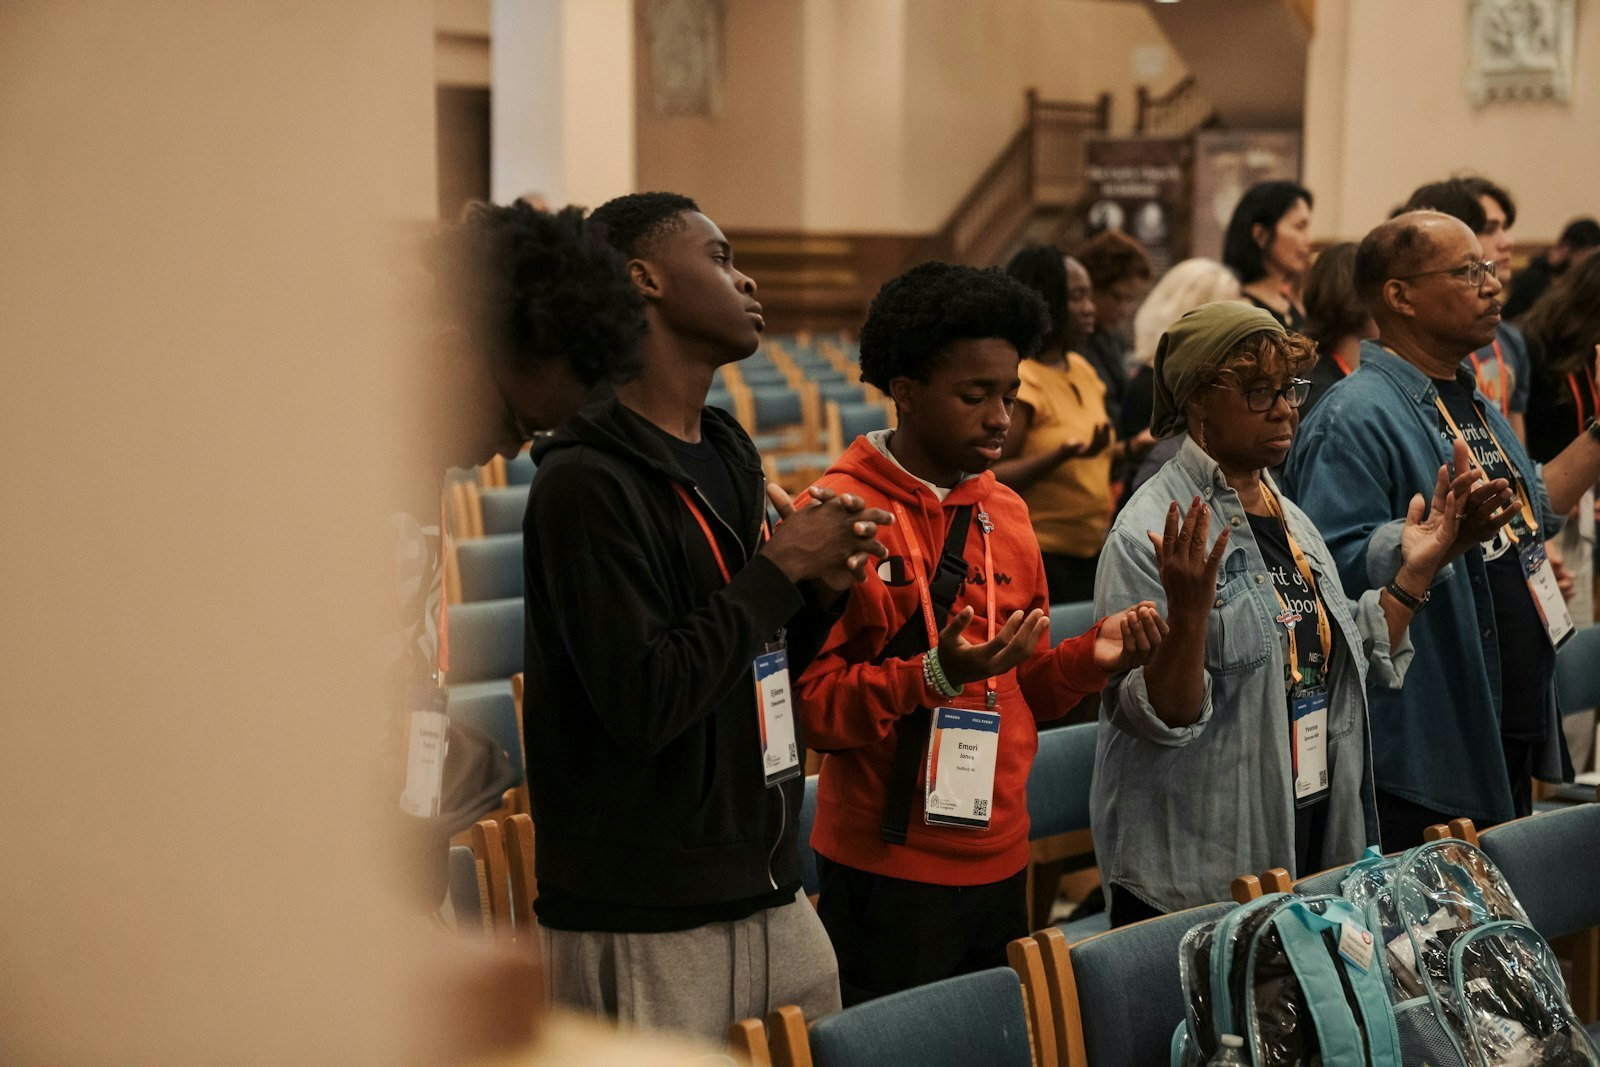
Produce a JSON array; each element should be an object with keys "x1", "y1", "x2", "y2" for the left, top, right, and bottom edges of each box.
[
  {"x1": 1306, "y1": 0, "x2": 1599, "y2": 244},
  {"x1": 633, "y1": 0, "x2": 808, "y2": 228},
  {"x1": 0, "y1": 2, "x2": 437, "y2": 1060},
  {"x1": 634, "y1": 0, "x2": 1184, "y2": 233},
  {"x1": 494, "y1": 0, "x2": 636, "y2": 209}
]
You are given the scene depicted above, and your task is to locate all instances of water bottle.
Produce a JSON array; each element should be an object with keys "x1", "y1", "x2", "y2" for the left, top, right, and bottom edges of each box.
[{"x1": 1207, "y1": 1034, "x2": 1249, "y2": 1065}]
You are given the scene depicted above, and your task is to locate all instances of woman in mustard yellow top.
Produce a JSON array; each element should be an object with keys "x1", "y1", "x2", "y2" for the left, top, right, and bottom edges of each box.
[{"x1": 996, "y1": 246, "x2": 1128, "y2": 602}]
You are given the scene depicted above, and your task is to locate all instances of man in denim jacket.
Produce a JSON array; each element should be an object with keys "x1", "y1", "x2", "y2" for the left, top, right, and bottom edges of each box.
[{"x1": 1285, "y1": 212, "x2": 1600, "y2": 844}]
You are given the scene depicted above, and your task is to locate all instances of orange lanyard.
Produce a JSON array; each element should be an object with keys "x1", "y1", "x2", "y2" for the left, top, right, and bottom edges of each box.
[
  {"x1": 673, "y1": 482, "x2": 770, "y2": 585},
  {"x1": 1568, "y1": 368, "x2": 1600, "y2": 437},
  {"x1": 1433, "y1": 394, "x2": 1539, "y2": 543},
  {"x1": 891, "y1": 500, "x2": 997, "y2": 708},
  {"x1": 1259, "y1": 488, "x2": 1332, "y2": 688},
  {"x1": 1329, "y1": 351, "x2": 1353, "y2": 378},
  {"x1": 1468, "y1": 341, "x2": 1511, "y2": 417}
]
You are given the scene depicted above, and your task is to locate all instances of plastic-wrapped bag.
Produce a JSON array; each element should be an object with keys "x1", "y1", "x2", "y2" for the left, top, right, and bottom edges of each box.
[
  {"x1": 1170, "y1": 893, "x2": 1400, "y2": 1066},
  {"x1": 1341, "y1": 839, "x2": 1599, "y2": 1067}
]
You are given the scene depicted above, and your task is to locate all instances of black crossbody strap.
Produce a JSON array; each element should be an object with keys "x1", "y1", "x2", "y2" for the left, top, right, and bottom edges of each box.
[{"x1": 879, "y1": 504, "x2": 973, "y2": 845}]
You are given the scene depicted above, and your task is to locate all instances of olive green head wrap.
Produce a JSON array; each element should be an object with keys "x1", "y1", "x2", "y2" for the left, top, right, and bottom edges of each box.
[{"x1": 1150, "y1": 301, "x2": 1286, "y2": 438}]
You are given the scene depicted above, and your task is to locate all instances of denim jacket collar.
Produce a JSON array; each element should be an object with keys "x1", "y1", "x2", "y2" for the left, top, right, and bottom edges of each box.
[{"x1": 1357, "y1": 339, "x2": 1478, "y2": 406}]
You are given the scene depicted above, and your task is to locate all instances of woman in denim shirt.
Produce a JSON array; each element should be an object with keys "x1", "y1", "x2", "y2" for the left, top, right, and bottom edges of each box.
[{"x1": 1092, "y1": 303, "x2": 1463, "y2": 924}]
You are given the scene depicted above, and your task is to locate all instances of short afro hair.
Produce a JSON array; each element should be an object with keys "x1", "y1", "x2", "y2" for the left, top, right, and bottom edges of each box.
[
  {"x1": 1403, "y1": 179, "x2": 1487, "y2": 234},
  {"x1": 858, "y1": 262, "x2": 1050, "y2": 390},
  {"x1": 432, "y1": 201, "x2": 646, "y2": 386},
  {"x1": 1004, "y1": 246, "x2": 1070, "y2": 353},
  {"x1": 588, "y1": 191, "x2": 700, "y2": 258},
  {"x1": 1076, "y1": 229, "x2": 1153, "y2": 289}
]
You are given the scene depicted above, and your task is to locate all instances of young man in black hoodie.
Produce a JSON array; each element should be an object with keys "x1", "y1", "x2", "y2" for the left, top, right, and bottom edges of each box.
[{"x1": 523, "y1": 192, "x2": 891, "y2": 1038}]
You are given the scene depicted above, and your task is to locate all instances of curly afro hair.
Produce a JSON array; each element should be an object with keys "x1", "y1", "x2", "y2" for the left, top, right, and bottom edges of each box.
[
  {"x1": 432, "y1": 201, "x2": 645, "y2": 386},
  {"x1": 858, "y1": 262, "x2": 1050, "y2": 391},
  {"x1": 588, "y1": 191, "x2": 700, "y2": 258}
]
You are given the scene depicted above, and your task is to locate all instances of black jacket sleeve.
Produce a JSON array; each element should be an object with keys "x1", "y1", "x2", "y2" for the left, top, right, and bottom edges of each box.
[{"x1": 527, "y1": 455, "x2": 806, "y2": 760}]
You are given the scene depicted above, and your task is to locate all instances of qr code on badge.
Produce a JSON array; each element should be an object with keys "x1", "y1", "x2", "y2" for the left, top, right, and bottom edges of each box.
[
  {"x1": 1319, "y1": 770, "x2": 1328, "y2": 787},
  {"x1": 788, "y1": 742, "x2": 797, "y2": 762},
  {"x1": 973, "y1": 798, "x2": 988, "y2": 818}
]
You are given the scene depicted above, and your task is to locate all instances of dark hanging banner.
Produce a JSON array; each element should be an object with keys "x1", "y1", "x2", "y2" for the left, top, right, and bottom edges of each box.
[{"x1": 1082, "y1": 136, "x2": 1192, "y2": 275}]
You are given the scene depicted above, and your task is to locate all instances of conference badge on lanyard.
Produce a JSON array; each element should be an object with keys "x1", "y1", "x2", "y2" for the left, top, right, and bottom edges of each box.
[
  {"x1": 754, "y1": 643, "x2": 801, "y2": 786},
  {"x1": 400, "y1": 682, "x2": 449, "y2": 818},
  {"x1": 1520, "y1": 540, "x2": 1575, "y2": 649},
  {"x1": 925, "y1": 705, "x2": 1000, "y2": 829},
  {"x1": 1291, "y1": 689, "x2": 1330, "y2": 806}
]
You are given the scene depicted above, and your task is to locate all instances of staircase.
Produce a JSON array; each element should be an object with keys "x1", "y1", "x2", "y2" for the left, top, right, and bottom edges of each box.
[
  {"x1": 727, "y1": 89, "x2": 1111, "y2": 334},
  {"x1": 926, "y1": 89, "x2": 1112, "y2": 268}
]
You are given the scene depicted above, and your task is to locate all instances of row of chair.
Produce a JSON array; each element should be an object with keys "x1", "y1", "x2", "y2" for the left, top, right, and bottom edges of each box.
[{"x1": 732, "y1": 801, "x2": 1600, "y2": 1067}]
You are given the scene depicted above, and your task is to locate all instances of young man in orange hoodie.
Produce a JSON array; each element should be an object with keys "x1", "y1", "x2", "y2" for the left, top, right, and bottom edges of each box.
[{"x1": 795, "y1": 262, "x2": 1170, "y2": 1004}]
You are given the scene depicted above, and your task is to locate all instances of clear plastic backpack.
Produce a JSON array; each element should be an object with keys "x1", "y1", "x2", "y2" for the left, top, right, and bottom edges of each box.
[
  {"x1": 1170, "y1": 892, "x2": 1402, "y2": 1066},
  {"x1": 1339, "y1": 839, "x2": 1599, "y2": 1067}
]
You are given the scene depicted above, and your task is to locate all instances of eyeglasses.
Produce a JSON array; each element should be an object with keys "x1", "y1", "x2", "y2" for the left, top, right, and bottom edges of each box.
[
  {"x1": 1394, "y1": 259, "x2": 1498, "y2": 288},
  {"x1": 1214, "y1": 378, "x2": 1312, "y2": 412}
]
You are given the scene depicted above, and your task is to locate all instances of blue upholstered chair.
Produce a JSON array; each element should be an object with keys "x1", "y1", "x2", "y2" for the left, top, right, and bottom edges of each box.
[
  {"x1": 447, "y1": 845, "x2": 486, "y2": 932},
  {"x1": 1292, "y1": 862, "x2": 1356, "y2": 898},
  {"x1": 1048, "y1": 601, "x2": 1099, "y2": 645},
  {"x1": 797, "y1": 775, "x2": 821, "y2": 902},
  {"x1": 741, "y1": 365, "x2": 789, "y2": 387},
  {"x1": 504, "y1": 450, "x2": 536, "y2": 486},
  {"x1": 1480, "y1": 804, "x2": 1600, "y2": 1031},
  {"x1": 1556, "y1": 623, "x2": 1600, "y2": 714},
  {"x1": 478, "y1": 484, "x2": 530, "y2": 536},
  {"x1": 750, "y1": 384, "x2": 804, "y2": 429},
  {"x1": 454, "y1": 533, "x2": 522, "y2": 603},
  {"x1": 446, "y1": 685, "x2": 524, "y2": 789},
  {"x1": 1039, "y1": 900, "x2": 1234, "y2": 1067},
  {"x1": 802, "y1": 967, "x2": 1036, "y2": 1067},
  {"x1": 1026, "y1": 722, "x2": 1099, "y2": 930},
  {"x1": 815, "y1": 379, "x2": 868, "y2": 406},
  {"x1": 706, "y1": 387, "x2": 735, "y2": 414},
  {"x1": 445, "y1": 597, "x2": 523, "y2": 684}
]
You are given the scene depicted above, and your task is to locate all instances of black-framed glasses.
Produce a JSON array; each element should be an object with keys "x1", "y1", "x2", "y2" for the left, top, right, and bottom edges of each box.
[
  {"x1": 1215, "y1": 378, "x2": 1312, "y2": 412},
  {"x1": 1394, "y1": 259, "x2": 1498, "y2": 288}
]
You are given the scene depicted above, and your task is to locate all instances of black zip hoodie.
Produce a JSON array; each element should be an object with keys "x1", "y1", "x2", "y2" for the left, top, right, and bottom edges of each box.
[{"x1": 523, "y1": 397, "x2": 841, "y2": 931}]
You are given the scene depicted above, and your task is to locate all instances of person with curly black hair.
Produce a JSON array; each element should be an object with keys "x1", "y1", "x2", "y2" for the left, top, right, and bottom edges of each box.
[
  {"x1": 794, "y1": 261, "x2": 1167, "y2": 1003},
  {"x1": 523, "y1": 190, "x2": 891, "y2": 1038},
  {"x1": 390, "y1": 200, "x2": 650, "y2": 913},
  {"x1": 426, "y1": 201, "x2": 646, "y2": 470}
]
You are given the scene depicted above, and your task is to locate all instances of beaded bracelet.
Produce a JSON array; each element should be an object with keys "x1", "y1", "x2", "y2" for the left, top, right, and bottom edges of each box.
[{"x1": 923, "y1": 647, "x2": 962, "y2": 699}]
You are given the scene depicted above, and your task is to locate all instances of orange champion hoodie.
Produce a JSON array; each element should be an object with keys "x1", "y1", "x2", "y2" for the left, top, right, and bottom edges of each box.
[{"x1": 795, "y1": 432, "x2": 1110, "y2": 887}]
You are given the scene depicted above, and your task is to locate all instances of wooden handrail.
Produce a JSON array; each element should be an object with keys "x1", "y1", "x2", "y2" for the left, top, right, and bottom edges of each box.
[
  {"x1": 935, "y1": 87, "x2": 1111, "y2": 265},
  {"x1": 1135, "y1": 75, "x2": 1213, "y2": 136}
]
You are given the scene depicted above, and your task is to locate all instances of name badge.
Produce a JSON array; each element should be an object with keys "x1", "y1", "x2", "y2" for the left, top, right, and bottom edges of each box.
[
  {"x1": 925, "y1": 705, "x2": 1001, "y2": 830},
  {"x1": 754, "y1": 647, "x2": 801, "y2": 786},
  {"x1": 1520, "y1": 541, "x2": 1575, "y2": 649},
  {"x1": 399, "y1": 684, "x2": 449, "y2": 818},
  {"x1": 1292, "y1": 688, "x2": 1330, "y2": 806}
]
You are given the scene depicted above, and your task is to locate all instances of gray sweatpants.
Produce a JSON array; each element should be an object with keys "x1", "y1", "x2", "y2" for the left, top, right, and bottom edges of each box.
[{"x1": 538, "y1": 890, "x2": 841, "y2": 1041}]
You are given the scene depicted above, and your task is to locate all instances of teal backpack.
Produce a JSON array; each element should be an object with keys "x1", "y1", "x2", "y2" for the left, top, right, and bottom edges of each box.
[{"x1": 1170, "y1": 892, "x2": 1403, "y2": 1066}]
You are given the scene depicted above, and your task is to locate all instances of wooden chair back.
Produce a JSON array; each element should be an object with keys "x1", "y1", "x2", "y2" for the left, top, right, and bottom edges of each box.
[
  {"x1": 1007, "y1": 935, "x2": 1057, "y2": 1067},
  {"x1": 469, "y1": 818, "x2": 513, "y2": 937},
  {"x1": 728, "y1": 1018, "x2": 773, "y2": 1066}
]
